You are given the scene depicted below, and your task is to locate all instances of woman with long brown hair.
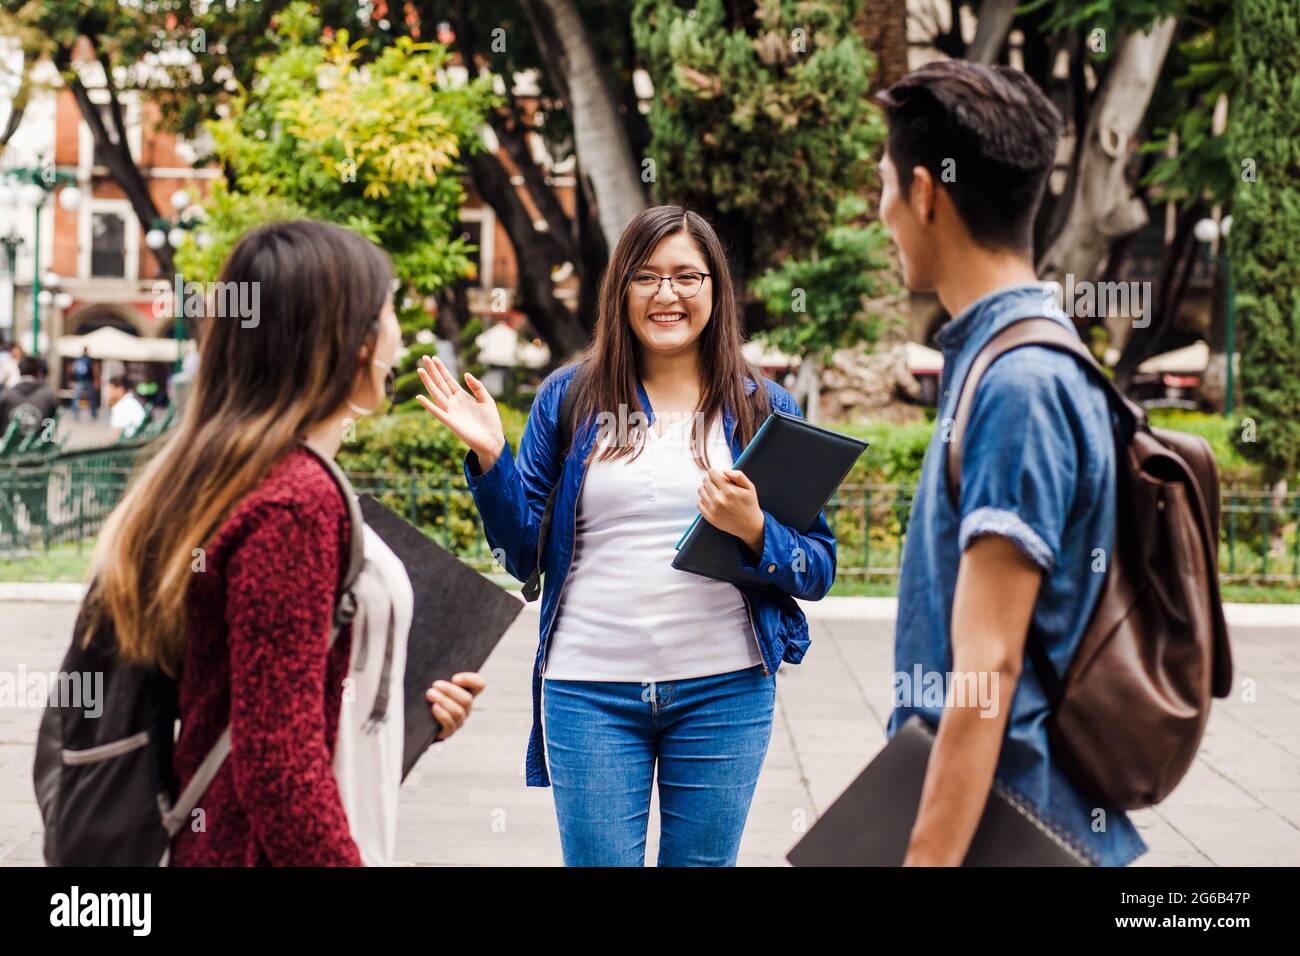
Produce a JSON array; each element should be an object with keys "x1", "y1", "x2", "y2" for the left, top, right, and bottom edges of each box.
[
  {"x1": 419, "y1": 205, "x2": 836, "y2": 866},
  {"x1": 87, "y1": 219, "x2": 484, "y2": 865}
]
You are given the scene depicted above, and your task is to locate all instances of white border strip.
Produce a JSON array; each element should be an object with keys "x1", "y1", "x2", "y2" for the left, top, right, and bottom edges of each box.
[{"x1": 0, "y1": 585, "x2": 1293, "y2": 629}]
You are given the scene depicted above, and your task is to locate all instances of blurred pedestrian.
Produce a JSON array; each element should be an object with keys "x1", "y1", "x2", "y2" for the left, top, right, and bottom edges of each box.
[
  {"x1": 70, "y1": 347, "x2": 98, "y2": 420},
  {"x1": 105, "y1": 374, "x2": 147, "y2": 439},
  {"x1": 0, "y1": 355, "x2": 58, "y2": 437}
]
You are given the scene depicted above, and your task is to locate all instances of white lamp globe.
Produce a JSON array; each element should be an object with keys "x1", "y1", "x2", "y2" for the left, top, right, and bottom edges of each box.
[
  {"x1": 54, "y1": 291, "x2": 73, "y2": 310},
  {"x1": 43, "y1": 270, "x2": 60, "y2": 288},
  {"x1": 171, "y1": 189, "x2": 191, "y2": 210},
  {"x1": 145, "y1": 228, "x2": 167, "y2": 250},
  {"x1": 1220, "y1": 215, "x2": 1232, "y2": 238},
  {"x1": 167, "y1": 226, "x2": 187, "y2": 248},
  {"x1": 20, "y1": 183, "x2": 46, "y2": 208},
  {"x1": 36, "y1": 289, "x2": 53, "y2": 306},
  {"x1": 195, "y1": 230, "x2": 212, "y2": 249},
  {"x1": 0, "y1": 181, "x2": 15, "y2": 206},
  {"x1": 58, "y1": 186, "x2": 82, "y2": 211},
  {"x1": 1193, "y1": 218, "x2": 1219, "y2": 244}
]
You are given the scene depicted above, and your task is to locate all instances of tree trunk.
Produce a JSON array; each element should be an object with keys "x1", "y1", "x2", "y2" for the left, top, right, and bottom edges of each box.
[
  {"x1": 1037, "y1": 18, "x2": 1178, "y2": 284},
  {"x1": 856, "y1": 0, "x2": 910, "y2": 88},
  {"x1": 525, "y1": 0, "x2": 647, "y2": 249},
  {"x1": 0, "y1": 64, "x2": 31, "y2": 146},
  {"x1": 465, "y1": 150, "x2": 587, "y2": 359},
  {"x1": 1201, "y1": 244, "x2": 1229, "y2": 411},
  {"x1": 59, "y1": 44, "x2": 175, "y2": 276},
  {"x1": 968, "y1": 0, "x2": 1018, "y2": 64},
  {"x1": 793, "y1": 356, "x2": 821, "y2": 424},
  {"x1": 1113, "y1": 201, "x2": 1205, "y2": 387},
  {"x1": 573, "y1": 177, "x2": 608, "y2": 337}
]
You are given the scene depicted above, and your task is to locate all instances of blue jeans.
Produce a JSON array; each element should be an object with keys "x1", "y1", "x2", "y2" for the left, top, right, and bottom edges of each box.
[
  {"x1": 542, "y1": 665, "x2": 775, "y2": 866},
  {"x1": 71, "y1": 381, "x2": 98, "y2": 420}
]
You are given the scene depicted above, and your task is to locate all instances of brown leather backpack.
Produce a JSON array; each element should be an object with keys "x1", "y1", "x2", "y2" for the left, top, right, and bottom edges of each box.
[{"x1": 946, "y1": 318, "x2": 1233, "y2": 810}]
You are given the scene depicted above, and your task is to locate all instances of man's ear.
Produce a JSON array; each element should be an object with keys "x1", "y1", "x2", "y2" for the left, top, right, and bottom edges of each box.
[{"x1": 909, "y1": 165, "x2": 935, "y2": 224}]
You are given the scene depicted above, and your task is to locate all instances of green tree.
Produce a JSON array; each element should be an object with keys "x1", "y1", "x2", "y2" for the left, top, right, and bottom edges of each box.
[
  {"x1": 0, "y1": 0, "x2": 365, "y2": 273},
  {"x1": 632, "y1": 0, "x2": 884, "y2": 296},
  {"x1": 175, "y1": 5, "x2": 494, "y2": 403},
  {"x1": 1229, "y1": 0, "x2": 1300, "y2": 480},
  {"x1": 750, "y1": 197, "x2": 894, "y2": 421}
]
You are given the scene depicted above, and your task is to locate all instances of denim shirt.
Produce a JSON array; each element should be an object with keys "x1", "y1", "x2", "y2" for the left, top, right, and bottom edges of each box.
[{"x1": 890, "y1": 282, "x2": 1147, "y2": 867}]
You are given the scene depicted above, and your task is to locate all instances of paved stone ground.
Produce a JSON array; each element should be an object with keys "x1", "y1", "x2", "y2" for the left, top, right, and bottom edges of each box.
[{"x1": 1, "y1": 600, "x2": 1297, "y2": 866}]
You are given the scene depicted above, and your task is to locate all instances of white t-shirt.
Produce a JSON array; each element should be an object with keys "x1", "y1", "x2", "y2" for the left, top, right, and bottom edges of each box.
[
  {"x1": 110, "y1": 393, "x2": 148, "y2": 434},
  {"x1": 332, "y1": 523, "x2": 411, "y2": 866},
  {"x1": 543, "y1": 411, "x2": 763, "y2": 682}
]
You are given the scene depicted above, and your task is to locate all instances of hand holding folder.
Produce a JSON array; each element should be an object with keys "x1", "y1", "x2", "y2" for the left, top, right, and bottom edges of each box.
[{"x1": 673, "y1": 410, "x2": 868, "y2": 587}]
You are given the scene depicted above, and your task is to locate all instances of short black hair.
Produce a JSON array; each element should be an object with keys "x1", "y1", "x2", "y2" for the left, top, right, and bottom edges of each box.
[
  {"x1": 876, "y1": 60, "x2": 1062, "y2": 254},
  {"x1": 18, "y1": 357, "x2": 43, "y2": 378},
  {"x1": 108, "y1": 374, "x2": 131, "y2": 390}
]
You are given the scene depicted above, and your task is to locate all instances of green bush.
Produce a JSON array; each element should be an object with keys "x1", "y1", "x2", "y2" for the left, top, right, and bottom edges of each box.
[
  {"x1": 337, "y1": 405, "x2": 528, "y2": 558},
  {"x1": 1230, "y1": 0, "x2": 1300, "y2": 481},
  {"x1": 336, "y1": 402, "x2": 1281, "y2": 575},
  {"x1": 1148, "y1": 409, "x2": 1258, "y2": 484}
]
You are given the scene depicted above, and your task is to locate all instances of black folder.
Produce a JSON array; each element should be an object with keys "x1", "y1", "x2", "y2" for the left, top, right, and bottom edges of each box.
[
  {"x1": 358, "y1": 494, "x2": 524, "y2": 780},
  {"x1": 672, "y1": 410, "x2": 867, "y2": 587},
  {"x1": 786, "y1": 716, "x2": 1091, "y2": 866}
]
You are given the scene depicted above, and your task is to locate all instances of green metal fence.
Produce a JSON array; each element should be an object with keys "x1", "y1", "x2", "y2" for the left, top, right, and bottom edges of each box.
[
  {"x1": 0, "y1": 439, "x2": 162, "y2": 556},
  {"x1": 3, "y1": 454, "x2": 1298, "y2": 585},
  {"x1": 5, "y1": 452, "x2": 1294, "y2": 587},
  {"x1": 348, "y1": 476, "x2": 1300, "y2": 584}
]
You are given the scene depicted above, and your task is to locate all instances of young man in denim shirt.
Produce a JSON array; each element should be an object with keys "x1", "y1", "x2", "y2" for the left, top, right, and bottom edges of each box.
[{"x1": 876, "y1": 61, "x2": 1146, "y2": 866}]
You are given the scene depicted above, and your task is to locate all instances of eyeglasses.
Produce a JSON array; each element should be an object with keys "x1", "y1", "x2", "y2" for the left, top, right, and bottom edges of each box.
[{"x1": 627, "y1": 270, "x2": 711, "y2": 299}]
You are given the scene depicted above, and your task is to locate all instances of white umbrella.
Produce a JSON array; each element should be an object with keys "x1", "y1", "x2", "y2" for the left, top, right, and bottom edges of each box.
[
  {"x1": 56, "y1": 325, "x2": 196, "y2": 363},
  {"x1": 1137, "y1": 341, "x2": 1210, "y2": 375}
]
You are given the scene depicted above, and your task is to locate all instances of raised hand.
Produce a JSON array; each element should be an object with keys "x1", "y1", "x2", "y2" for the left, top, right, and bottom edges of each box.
[{"x1": 417, "y1": 355, "x2": 507, "y2": 470}]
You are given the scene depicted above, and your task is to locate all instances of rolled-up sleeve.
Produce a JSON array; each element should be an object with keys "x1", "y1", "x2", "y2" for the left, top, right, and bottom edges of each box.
[{"x1": 956, "y1": 355, "x2": 1079, "y2": 573}]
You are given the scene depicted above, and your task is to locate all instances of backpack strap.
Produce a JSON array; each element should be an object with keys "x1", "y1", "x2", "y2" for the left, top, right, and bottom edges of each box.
[
  {"x1": 942, "y1": 317, "x2": 1141, "y2": 714},
  {"x1": 162, "y1": 441, "x2": 365, "y2": 839},
  {"x1": 944, "y1": 317, "x2": 1141, "y2": 511},
  {"x1": 521, "y1": 364, "x2": 586, "y2": 603}
]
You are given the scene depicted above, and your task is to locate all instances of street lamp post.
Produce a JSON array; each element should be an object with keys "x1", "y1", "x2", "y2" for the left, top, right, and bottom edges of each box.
[
  {"x1": 0, "y1": 231, "x2": 21, "y2": 338},
  {"x1": 148, "y1": 188, "x2": 207, "y2": 373},
  {"x1": 1195, "y1": 215, "x2": 1236, "y2": 416},
  {"x1": 0, "y1": 164, "x2": 81, "y2": 356}
]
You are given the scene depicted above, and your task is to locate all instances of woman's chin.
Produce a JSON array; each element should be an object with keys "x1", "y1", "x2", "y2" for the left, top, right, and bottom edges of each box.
[{"x1": 639, "y1": 323, "x2": 695, "y2": 353}]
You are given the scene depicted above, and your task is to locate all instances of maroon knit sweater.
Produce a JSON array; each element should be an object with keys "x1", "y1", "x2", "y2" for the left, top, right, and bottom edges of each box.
[{"x1": 170, "y1": 446, "x2": 362, "y2": 866}]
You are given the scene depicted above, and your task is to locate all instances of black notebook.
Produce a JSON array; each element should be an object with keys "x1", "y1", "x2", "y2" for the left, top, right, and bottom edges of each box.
[
  {"x1": 358, "y1": 494, "x2": 524, "y2": 780},
  {"x1": 672, "y1": 410, "x2": 867, "y2": 587},
  {"x1": 786, "y1": 716, "x2": 1092, "y2": 866}
]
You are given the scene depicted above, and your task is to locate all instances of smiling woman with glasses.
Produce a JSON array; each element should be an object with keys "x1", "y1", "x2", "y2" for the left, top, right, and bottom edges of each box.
[{"x1": 418, "y1": 204, "x2": 837, "y2": 867}]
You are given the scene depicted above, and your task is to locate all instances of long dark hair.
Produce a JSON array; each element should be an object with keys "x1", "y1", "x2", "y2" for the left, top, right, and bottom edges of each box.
[
  {"x1": 88, "y1": 220, "x2": 393, "y2": 674},
  {"x1": 565, "y1": 205, "x2": 770, "y2": 469}
]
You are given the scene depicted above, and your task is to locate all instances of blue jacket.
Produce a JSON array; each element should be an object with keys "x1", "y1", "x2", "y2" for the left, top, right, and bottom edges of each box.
[{"x1": 463, "y1": 362, "x2": 837, "y2": 786}]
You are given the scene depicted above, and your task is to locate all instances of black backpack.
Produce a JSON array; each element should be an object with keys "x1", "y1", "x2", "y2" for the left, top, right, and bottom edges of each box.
[{"x1": 33, "y1": 443, "x2": 365, "y2": 865}]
